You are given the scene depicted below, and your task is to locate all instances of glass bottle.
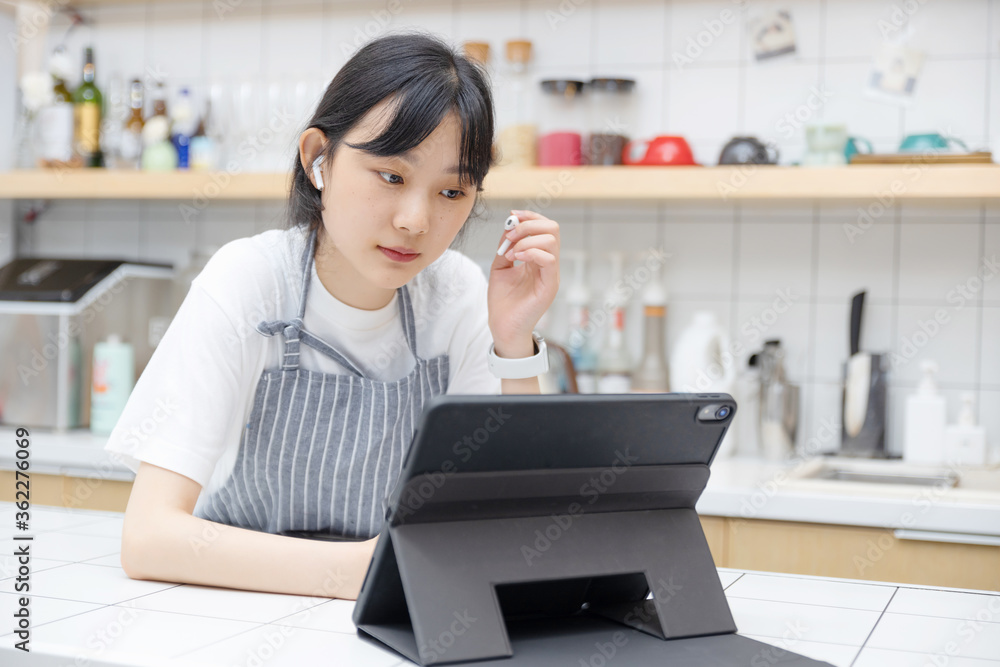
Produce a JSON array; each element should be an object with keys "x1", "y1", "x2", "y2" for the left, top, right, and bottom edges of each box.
[
  {"x1": 119, "y1": 79, "x2": 144, "y2": 169},
  {"x1": 632, "y1": 261, "x2": 669, "y2": 392},
  {"x1": 597, "y1": 253, "x2": 632, "y2": 393},
  {"x1": 73, "y1": 47, "x2": 103, "y2": 167},
  {"x1": 565, "y1": 251, "x2": 598, "y2": 394},
  {"x1": 497, "y1": 40, "x2": 536, "y2": 167}
]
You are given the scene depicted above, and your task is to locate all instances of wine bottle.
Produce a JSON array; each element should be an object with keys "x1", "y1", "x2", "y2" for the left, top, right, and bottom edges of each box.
[
  {"x1": 119, "y1": 79, "x2": 144, "y2": 169},
  {"x1": 73, "y1": 47, "x2": 103, "y2": 167}
]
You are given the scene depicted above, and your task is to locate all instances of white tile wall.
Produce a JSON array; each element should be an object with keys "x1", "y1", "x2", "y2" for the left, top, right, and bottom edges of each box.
[{"x1": 10, "y1": 0, "x2": 1000, "y2": 456}]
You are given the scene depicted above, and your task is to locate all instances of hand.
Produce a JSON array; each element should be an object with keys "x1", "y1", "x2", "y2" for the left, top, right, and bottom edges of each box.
[{"x1": 488, "y1": 209, "x2": 560, "y2": 354}]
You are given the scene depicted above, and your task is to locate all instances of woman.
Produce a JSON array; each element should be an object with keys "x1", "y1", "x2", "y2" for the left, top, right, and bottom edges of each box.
[{"x1": 107, "y1": 33, "x2": 560, "y2": 600}]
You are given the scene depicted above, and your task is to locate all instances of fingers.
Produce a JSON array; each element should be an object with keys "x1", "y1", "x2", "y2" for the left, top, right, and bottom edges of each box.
[
  {"x1": 501, "y1": 233, "x2": 558, "y2": 263},
  {"x1": 502, "y1": 210, "x2": 559, "y2": 248}
]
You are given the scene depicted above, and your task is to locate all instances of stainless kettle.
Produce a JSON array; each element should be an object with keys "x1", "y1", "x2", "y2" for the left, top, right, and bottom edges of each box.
[{"x1": 751, "y1": 340, "x2": 799, "y2": 459}]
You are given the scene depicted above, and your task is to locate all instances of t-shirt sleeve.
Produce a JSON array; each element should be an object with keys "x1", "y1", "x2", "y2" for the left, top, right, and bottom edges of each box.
[
  {"x1": 444, "y1": 257, "x2": 502, "y2": 396},
  {"x1": 103, "y1": 251, "x2": 259, "y2": 488}
]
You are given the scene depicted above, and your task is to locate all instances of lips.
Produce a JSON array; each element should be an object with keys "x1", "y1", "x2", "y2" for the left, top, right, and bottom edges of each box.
[{"x1": 378, "y1": 246, "x2": 420, "y2": 263}]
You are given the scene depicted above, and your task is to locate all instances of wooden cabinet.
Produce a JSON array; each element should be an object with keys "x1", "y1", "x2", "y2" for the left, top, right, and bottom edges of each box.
[
  {"x1": 0, "y1": 471, "x2": 133, "y2": 513},
  {"x1": 721, "y1": 517, "x2": 1000, "y2": 592}
]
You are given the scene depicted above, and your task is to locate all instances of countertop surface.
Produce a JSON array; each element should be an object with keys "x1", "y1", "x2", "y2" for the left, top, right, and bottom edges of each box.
[{"x1": 2, "y1": 502, "x2": 999, "y2": 667}]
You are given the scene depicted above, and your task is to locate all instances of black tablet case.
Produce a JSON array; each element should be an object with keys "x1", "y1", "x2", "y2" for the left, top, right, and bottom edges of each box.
[{"x1": 352, "y1": 394, "x2": 832, "y2": 666}]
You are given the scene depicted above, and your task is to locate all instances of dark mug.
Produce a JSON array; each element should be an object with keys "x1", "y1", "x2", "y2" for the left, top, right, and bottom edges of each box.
[{"x1": 718, "y1": 136, "x2": 779, "y2": 165}]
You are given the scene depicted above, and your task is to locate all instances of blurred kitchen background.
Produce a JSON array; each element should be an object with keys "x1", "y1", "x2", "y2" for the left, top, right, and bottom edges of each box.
[{"x1": 1, "y1": 0, "x2": 998, "y2": 465}]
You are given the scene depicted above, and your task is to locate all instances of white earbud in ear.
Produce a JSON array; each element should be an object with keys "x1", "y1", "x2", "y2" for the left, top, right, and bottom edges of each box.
[{"x1": 312, "y1": 155, "x2": 325, "y2": 191}]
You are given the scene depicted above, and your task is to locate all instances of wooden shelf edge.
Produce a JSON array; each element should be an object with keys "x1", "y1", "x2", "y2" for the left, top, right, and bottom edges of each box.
[{"x1": 1, "y1": 165, "x2": 998, "y2": 201}]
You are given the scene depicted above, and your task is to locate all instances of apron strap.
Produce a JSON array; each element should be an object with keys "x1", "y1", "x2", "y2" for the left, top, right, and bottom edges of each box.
[
  {"x1": 398, "y1": 285, "x2": 421, "y2": 361},
  {"x1": 256, "y1": 318, "x2": 365, "y2": 376}
]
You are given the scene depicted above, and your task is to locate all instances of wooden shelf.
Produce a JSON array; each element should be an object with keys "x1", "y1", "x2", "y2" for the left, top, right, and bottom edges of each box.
[{"x1": 1, "y1": 165, "x2": 999, "y2": 201}]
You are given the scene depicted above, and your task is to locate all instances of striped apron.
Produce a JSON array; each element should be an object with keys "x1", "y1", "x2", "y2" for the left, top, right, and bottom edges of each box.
[{"x1": 194, "y1": 225, "x2": 450, "y2": 538}]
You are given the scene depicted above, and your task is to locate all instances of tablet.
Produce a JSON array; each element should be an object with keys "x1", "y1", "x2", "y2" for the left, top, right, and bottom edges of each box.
[{"x1": 352, "y1": 392, "x2": 740, "y2": 665}]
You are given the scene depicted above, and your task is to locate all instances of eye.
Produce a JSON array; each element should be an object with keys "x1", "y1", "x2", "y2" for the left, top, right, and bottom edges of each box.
[
  {"x1": 441, "y1": 189, "x2": 465, "y2": 200},
  {"x1": 378, "y1": 171, "x2": 403, "y2": 185}
]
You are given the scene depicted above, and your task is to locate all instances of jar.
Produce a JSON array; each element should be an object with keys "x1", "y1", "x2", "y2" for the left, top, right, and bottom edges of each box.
[
  {"x1": 586, "y1": 78, "x2": 636, "y2": 166},
  {"x1": 537, "y1": 79, "x2": 586, "y2": 166},
  {"x1": 496, "y1": 40, "x2": 536, "y2": 167}
]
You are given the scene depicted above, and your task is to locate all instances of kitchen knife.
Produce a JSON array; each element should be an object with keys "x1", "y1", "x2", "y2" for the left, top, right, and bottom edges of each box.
[{"x1": 844, "y1": 291, "x2": 870, "y2": 438}]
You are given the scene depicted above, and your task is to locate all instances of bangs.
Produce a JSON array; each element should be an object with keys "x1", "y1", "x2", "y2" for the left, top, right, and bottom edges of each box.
[{"x1": 344, "y1": 77, "x2": 493, "y2": 189}]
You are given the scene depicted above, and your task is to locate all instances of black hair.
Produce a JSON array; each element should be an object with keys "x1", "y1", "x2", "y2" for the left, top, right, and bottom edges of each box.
[{"x1": 286, "y1": 32, "x2": 496, "y2": 246}]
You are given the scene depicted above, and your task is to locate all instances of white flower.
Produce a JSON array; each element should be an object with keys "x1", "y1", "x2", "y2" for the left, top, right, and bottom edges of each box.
[
  {"x1": 20, "y1": 72, "x2": 54, "y2": 112},
  {"x1": 49, "y1": 50, "x2": 74, "y2": 82}
]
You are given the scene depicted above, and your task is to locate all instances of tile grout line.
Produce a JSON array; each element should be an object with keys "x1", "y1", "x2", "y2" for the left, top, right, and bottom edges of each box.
[{"x1": 850, "y1": 586, "x2": 897, "y2": 666}]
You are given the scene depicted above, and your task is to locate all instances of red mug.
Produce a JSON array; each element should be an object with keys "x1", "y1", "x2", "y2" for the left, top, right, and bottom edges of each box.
[{"x1": 622, "y1": 135, "x2": 699, "y2": 166}]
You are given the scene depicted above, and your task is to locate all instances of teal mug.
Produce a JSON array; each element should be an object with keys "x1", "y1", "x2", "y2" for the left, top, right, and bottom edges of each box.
[
  {"x1": 844, "y1": 136, "x2": 874, "y2": 163},
  {"x1": 899, "y1": 133, "x2": 969, "y2": 153}
]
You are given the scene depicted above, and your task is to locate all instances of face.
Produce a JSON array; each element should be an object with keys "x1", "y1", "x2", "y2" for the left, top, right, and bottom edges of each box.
[{"x1": 309, "y1": 100, "x2": 477, "y2": 309}]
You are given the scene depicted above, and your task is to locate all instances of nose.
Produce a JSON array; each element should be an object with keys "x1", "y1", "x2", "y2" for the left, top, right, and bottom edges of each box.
[{"x1": 392, "y1": 195, "x2": 431, "y2": 236}]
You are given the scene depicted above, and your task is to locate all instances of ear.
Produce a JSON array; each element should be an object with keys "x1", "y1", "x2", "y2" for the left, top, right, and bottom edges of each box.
[{"x1": 298, "y1": 128, "x2": 328, "y2": 189}]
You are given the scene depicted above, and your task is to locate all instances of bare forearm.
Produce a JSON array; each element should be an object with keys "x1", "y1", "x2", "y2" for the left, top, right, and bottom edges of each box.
[
  {"x1": 501, "y1": 377, "x2": 540, "y2": 394},
  {"x1": 123, "y1": 511, "x2": 374, "y2": 599}
]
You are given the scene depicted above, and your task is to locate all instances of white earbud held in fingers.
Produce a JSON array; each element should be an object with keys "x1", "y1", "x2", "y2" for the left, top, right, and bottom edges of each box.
[
  {"x1": 312, "y1": 155, "x2": 325, "y2": 191},
  {"x1": 497, "y1": 213, "x2": 520, "y2": 256}
]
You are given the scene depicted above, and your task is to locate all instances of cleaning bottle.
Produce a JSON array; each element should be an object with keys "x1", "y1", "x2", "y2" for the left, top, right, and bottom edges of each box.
[
  {"x1": 943, "y1": 392, "x2": 987, "y2": 466},
  {"x1": 90, "y1": 334, "x2": 135, "y2": 436},
  {"x1": 669, "y1": 311, "x2": 735, "y2": 394},
  {"x1": 903, "y1": 360, "x2": 946, "y2": 464},
  {"x1": 565, "y1": 251, "x2": 598, "y2": 393},
  {"x1": 631, "y1": 259, "x2": 669, "y2": 392},
  {"x1": 596, "y1": 252, "x2": 632, "y2": 393}
]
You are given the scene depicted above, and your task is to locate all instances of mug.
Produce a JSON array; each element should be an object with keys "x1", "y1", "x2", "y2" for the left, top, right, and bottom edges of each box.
[
  {"x1": 898, "y1": 133, "x2": 969, "y2": 153},
  {"x1": 718, "y1": 136, "x2": 779, "y2": 165},
  {"x1": 622, "y1": 135, "x2": 698, "y2": 166},
  {"x1": 844, "y1": 136, "x2": 874, "y2": 163}
]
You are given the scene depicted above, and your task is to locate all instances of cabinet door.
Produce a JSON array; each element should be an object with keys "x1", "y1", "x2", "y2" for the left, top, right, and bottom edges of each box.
[{"x1": 725, "y1": 518, "x2": 1000, "y2": 591}]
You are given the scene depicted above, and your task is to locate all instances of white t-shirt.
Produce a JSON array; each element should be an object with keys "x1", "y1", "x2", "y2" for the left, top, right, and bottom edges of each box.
[{"x1": 103, "y1": 225, "x2": 501, "y2": 501}]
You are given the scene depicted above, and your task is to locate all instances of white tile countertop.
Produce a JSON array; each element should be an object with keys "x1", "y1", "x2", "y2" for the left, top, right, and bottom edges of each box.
[{"x1": 2, "y1": 503, "x2": 999, "y2": 666}]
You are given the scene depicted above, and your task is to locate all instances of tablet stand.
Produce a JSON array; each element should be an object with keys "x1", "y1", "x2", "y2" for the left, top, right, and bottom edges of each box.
[{"x1": 355, "y1": 464, "x2": 737, "y2": 665}]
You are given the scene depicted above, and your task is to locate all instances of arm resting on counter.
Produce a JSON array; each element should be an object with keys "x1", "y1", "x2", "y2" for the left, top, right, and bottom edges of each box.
[{"x1": 120, "y1": 462, "x2": 376, "y2": 600}]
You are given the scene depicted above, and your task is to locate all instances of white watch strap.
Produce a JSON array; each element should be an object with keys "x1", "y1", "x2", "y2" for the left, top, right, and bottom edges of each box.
[{"x1": 488, "y1": 333, "x2": 550, "y2": 379}]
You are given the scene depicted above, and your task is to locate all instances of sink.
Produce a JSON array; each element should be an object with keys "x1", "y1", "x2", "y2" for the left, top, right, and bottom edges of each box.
[
  {"x1": 790, "y1": 458, "x2": 972, "y2": 489},
  {"x1": 810, "y1": 467, "x2": 958, "y2": 487}
]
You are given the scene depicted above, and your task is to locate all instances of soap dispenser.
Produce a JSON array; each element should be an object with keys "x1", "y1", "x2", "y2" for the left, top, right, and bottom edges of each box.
[
  {"x1": 903, "y1": 360, "x2": 946, "y2": 464},
  {"x1": 943, "y1": 393, "x2": 987, "y2": 466}
]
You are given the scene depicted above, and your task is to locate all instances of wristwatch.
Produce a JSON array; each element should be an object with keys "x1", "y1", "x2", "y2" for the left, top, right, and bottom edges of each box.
[{"x1": 487, "y1": 331, "x2": 549, "y2": 379}]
